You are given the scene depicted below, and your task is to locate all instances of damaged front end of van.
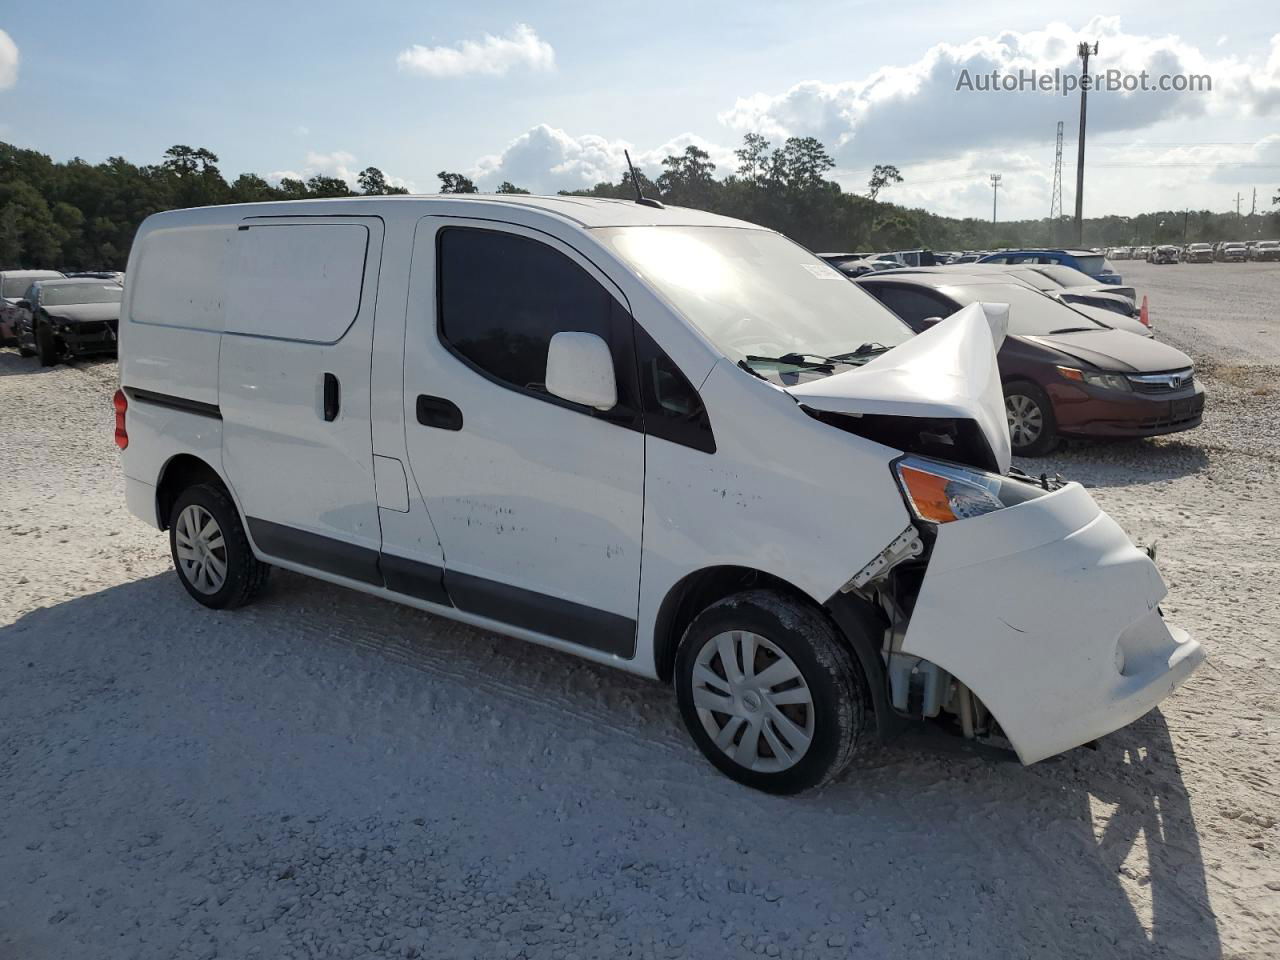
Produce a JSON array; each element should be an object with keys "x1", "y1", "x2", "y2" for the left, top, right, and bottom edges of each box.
[{"x1": 790, "y1": 302, "x2": 1205, "y2": 763}]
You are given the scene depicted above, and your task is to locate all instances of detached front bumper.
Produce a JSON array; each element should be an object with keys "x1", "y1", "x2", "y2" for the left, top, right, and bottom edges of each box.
[{"x1": 901, "y1": 482, "x2": 1204, "y2": 763}]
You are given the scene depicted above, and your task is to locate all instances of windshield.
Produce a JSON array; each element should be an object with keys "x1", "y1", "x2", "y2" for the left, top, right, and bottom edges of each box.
[
  {"x1": 600, "y1": 226, "x2": 912, "y2": 367},
  {"x1": 41, "y1": 283, "x2": 123, "y2": 306},
  {"x1": 4, "y1": 277, "x2": 45, "y2": 298},
  {"x1": 941, "y1": 283, "x2": 1107, "y2": 337}
]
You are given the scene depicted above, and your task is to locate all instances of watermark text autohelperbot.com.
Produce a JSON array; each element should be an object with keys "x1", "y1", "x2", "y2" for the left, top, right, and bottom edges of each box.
[{"x1": 956, "y1": 68, "x2": 1212, "y2": 96}]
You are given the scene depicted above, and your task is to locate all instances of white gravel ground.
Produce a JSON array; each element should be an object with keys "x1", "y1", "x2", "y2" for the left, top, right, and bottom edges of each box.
[{"x1": 2, "y1": 262, "x2": 1278, "y2": 959}]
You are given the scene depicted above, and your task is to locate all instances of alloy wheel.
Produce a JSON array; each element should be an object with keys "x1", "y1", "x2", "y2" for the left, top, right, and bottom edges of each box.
[
  {"x1": 690, "y1": 630, "x2": 815, "y2": 773},
  {"x1": 1006, "y1": 393, "x2": 1044, "y2": 449},
  {"x1": 174, "y1": 504, "x2": 228, "y2": 595}
]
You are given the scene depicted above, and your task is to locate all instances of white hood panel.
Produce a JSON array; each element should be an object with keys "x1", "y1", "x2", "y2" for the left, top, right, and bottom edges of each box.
[{"x1": 785, "y1": 301, "x2": 1013, "y2": 474}]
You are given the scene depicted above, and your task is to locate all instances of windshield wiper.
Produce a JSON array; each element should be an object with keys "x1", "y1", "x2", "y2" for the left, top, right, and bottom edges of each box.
[
  {"x1": 743, "y1": 352, "x2": 844, "y2": 370},
  {"x1": 831, "y1": 342, "x2": 891, "y2": 361}
]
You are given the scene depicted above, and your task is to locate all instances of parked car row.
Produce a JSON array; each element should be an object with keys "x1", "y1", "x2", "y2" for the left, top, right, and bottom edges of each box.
[
  {"x1": 1108, "y1": 241, "x2": 1279, "y2": 263},
  {"x1": 0, "y1": 268, "x2": 123, "y2": 365}
]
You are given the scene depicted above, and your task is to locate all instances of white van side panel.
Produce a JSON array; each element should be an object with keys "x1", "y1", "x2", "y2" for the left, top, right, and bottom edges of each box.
[
  {"x1": 121, "y1": 221, "x2": 235, "y2": 407},
  {"x1": 219, "y1": 216, "x2": 384, "y2": 562},
  {"x1": 636, "y1": 359, "x2": 912, "y2": 673}
]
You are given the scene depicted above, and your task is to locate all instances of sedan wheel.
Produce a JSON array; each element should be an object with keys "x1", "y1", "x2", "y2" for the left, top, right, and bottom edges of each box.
[
  {"x1": 1003, "y1": 381, "x2": 1059, "y2": 456},
  {"x1": 1006, "y1": 393, "x2": 1043, "y2": 448}
]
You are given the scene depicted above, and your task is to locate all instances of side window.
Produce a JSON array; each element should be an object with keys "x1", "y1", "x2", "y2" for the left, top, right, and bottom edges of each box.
[
  {"x1": 869, "y1": 284, "x2": 954, "y2": 329},
  {"x1": 437, "y1": 227, "x2": 638, "y2": 419},
  {"x1": 634, "y1": 324, "x2": 715, "y2": 454}
]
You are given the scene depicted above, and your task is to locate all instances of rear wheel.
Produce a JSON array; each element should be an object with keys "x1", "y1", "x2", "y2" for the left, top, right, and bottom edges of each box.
[
  {"x1": 1005, "y1": 380, "x2": 1059, "y2": 457},
  {"x1": 674, "y1": 590, "x2": 867, "y2": 794},
  {"x1": 168, "y1": 482, "x2": 270, "y2": 609},
  {"x1": 35, "y1": 323, "x2": 59, "y2": 366}
]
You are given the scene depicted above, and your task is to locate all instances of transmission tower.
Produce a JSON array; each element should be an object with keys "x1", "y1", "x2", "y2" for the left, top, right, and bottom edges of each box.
[{"x1": 1049, "y1": 121, "x2": 1064, "y2": 223}]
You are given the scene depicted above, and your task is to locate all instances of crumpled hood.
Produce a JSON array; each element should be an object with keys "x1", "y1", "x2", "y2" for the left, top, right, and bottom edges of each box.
[
  {"x1": 785, "y1": 301, "x2": 1012, "y2": 473},
  {"x1": 41, "y1": 302, "x2": 120, "y2": 324},
  {"x1": 1025, "y1": 328, "x2": 1191, "y2": 373}
]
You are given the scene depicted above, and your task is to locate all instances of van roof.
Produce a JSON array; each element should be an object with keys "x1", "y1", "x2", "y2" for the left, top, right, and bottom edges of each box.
[{"x1": 174, "y1": 194, "x2": 761, "y2": 231}]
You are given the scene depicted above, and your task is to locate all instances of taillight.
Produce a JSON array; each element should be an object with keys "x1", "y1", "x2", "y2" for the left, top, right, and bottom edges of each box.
[
  {"x1": 113, "y1": 388, "x2": 128, "y2": 449},
  {"x1": 1139, "y1": 295, "x2": 1150, "y2": 328}
]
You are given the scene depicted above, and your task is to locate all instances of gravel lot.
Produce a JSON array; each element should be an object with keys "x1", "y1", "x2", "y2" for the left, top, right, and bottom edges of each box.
[{"x1": 2, "y1": 262, "x2": 1278, "y2": 959}]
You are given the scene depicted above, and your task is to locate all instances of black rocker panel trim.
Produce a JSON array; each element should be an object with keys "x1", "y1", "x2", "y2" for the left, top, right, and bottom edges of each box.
[
  {"x1": 445, "y1": 570, "x2": 637, "y2": 659},
  {"x1": 247, "y1": 517, "x2": 382, "y2": 585}
]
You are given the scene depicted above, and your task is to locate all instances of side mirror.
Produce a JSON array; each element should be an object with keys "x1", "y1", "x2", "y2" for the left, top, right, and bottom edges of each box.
[{"x1": 545, "y1": 331, "x2": 617, "y2": 411}]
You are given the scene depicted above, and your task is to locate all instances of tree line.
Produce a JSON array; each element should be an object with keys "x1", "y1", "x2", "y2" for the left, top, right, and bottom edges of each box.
[{"x1": 2, "y1": 136, "x2": 1277, "y2": 271}]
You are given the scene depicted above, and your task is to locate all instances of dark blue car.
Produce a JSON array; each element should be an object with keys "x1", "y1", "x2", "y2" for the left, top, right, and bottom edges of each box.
[{"x1": 977, "y1": 248, "x2": 1123, "y2": 285}]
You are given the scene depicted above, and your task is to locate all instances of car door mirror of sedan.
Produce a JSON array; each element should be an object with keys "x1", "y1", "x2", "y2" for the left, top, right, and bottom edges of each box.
[{"x1": 545, "y1": 331, "x2": 617, "y2": 411}]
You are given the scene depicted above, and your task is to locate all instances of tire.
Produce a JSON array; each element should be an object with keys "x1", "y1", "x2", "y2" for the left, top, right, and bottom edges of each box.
[
  {"x1": 1004, "y1": 380, "x2": 1059, "y2": 457},
  {"x1": 168, "y1": 482, "x2": 270, "y2": 609},
  {"x1": 35, "y1": 323, "x2": 58, "y2": 367},
  {"x1": 674, "y1": 589, "x2": 867, "y2": 795},
  {"x1": 17, "y1": 345, "x2": 35, "y2": 358}
]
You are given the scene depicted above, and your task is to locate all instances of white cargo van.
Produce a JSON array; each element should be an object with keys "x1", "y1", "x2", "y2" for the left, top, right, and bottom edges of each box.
[{"x1": 117, "y1": 196, "x2": 1204, "y2": 793}]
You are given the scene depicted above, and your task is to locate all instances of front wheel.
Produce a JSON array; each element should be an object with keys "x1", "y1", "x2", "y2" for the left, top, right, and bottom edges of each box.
[
  {"x1": 168, "y1": 482, "x2": 270, "y2": 609},
  {"x1": 674, "y1": 590, "x2": 867, "y2": 794},
  {"x1": 35, "y1": 323, "x2": 59, "y2": 366},
  {"x1": 1005, "y1": 380, "x2": 1059, "y2": 456}
]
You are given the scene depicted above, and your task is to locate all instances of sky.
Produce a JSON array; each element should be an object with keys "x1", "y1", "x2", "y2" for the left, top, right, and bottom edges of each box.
[{"x1": 1, "y1": 1, "x2": 1278, "y2": 221}]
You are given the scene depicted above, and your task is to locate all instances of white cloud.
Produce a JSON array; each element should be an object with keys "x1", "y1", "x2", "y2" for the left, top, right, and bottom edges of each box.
[
  {"x1": 471, "y1": 124, "x2": 734, "y2": 192},
  {"x1": 268, "y1": 150, "x2": 416, "y2": 192},
  {"x1": 718, "y1": 19, "x2": 1280, "y2": 168},
  {"x1": 0, "y1": 29, "x2": 19, "y2": 91},
  {"x1": 397, "y1": 24, "x2": 554, "y2": 78}
]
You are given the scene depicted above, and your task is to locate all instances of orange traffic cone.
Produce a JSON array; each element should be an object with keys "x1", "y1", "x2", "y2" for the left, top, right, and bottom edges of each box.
[{"x1": 1139, "y1": 295, "x2": 1150, "y2": 328}]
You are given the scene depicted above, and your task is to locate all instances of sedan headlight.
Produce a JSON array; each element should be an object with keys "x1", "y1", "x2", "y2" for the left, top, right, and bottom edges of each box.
[
  {"x1": 894, "y1": 456, "x2": 1047, "y2": 524},
  {"x1": 1057, "y1": 366, "x2": 1131, "y2": 392}
]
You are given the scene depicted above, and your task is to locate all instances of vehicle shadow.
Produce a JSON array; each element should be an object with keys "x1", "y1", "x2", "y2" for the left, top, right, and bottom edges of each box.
[
  {"x1": 1018, "y1": 436, "x2": 1210, "y2": 488},
  {"x1": 0, "y1": 348, "x2": 116, "y2": 377},
  {"x1": 0, "y1": 570, "x2": 1222, "y2": 959}
]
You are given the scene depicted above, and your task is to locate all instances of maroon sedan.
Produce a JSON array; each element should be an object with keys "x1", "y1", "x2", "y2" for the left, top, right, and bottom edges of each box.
[{"x1": 856, "y1": 273, "x2": 1204, "y2": 455}]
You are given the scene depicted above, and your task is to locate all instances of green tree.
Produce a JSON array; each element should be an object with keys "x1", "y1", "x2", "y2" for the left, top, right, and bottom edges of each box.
[
  {"x1": 438, "y1": 171, "x2": 477, "y2": 194},
  {"x1": 496, "y1": 181, "x2": 530, "y2": 194},
  {"x1": 734, "y1": 133, "x2": 772, "y2": 184},
  {"x1": 867, "y1": 164, "x2": 903, "y2": 202},
  {"x1": 305, "y1": 175, "x2": 353, "y2": 198}
]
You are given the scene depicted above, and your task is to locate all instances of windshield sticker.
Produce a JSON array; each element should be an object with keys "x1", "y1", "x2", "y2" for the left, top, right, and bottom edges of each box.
[{"x1": 801, "y1": 263, "x2": 840, "y2": 280}]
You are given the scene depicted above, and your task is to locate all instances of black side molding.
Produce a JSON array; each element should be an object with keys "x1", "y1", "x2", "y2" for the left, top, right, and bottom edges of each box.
[
  {"x1": 247, "y1": 517, "x2": 382, "y2": 586},
  {"x1": 380, "y1": 553, "x2": 450, "y2": 607},
  {"x1": 125, "y1": 387, "x2": 221, "y2": 420},
  {"x1": 445, "y1": 571, "x2": 637, "y2": 658},
  {"x1": 243, "y1": 519, "x2": 635, "y2": 659}
]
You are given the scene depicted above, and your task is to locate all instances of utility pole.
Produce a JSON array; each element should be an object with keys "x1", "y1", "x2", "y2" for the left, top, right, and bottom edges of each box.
[
  {"x1": 1183, "y1": 209, "x2": 1189, "y2": 243},
  {"x1": 1251, "y1": 188, "x2": 1257, "y2": 216},
  {"x1": 1235, "y1": 192, "x2": 1244, "y2": 217},
  {"x1": 1049, "y1": 121, "x2": 1064, "y2": 229},
  {"x1": 1073, "y1": 40, "x2": 1098, "y2": 246},
  {"x1": 990, "y1": 173, "x2": 1002, "y2": 223}
]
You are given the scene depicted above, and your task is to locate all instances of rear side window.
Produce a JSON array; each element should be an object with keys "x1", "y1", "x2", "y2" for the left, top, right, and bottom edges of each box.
[
  {"x1": 224, "y1": 223, "x2": 369, "y2": 343},
  {"x1": 437, "y1": 228, "x2": 636, "y2": 414},
  {"x1": 867, "y1": 284, "x2": 956, "y2": 329}
]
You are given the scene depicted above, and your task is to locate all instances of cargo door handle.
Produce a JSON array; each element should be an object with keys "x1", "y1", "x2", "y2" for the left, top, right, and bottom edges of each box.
[
  {"x1": 416, "y1": 395, "x2": 463, "y2": 431},
  {"x1": 323, "y1": 373, "x2": 340, "y2": 422}
]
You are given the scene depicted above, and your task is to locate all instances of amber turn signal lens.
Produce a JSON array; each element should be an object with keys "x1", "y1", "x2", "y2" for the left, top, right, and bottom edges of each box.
[{"x1": 897, "y1": 464, "x2": 959, "y2": 524}]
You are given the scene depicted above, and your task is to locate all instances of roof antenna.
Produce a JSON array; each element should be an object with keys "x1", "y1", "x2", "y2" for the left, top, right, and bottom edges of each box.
[{"x1": 624, "y1": 150, "x2": 665, "y2": 209}]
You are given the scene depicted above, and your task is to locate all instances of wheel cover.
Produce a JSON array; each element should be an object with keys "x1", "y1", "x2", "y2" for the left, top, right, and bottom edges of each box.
[
  {"x1": 175, "y1": 504, "x2": 228, "y2": 595},
  {"x1": 691, "y1": 630, "x2": 816, "y2": 773},
  {"x1": 1005, "y1": 393, "x2": 1044, "y2": 448}
]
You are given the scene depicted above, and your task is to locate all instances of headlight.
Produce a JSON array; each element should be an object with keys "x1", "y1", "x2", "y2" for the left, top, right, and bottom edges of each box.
[
  {"x1": 894, "y1": 456, "x2": 1047, "y2": 524},
  {"x1": 1057, "y1": 366, "x2": 1131, "y2": 392}
]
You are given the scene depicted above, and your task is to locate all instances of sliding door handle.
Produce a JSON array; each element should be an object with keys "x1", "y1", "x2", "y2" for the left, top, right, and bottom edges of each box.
[
  {"x1": 416, "y1": 395, "x2": 463, "y2": 431},
  {"x1": 323, "y1": 373, "x2": 340, "y2": 421}
]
